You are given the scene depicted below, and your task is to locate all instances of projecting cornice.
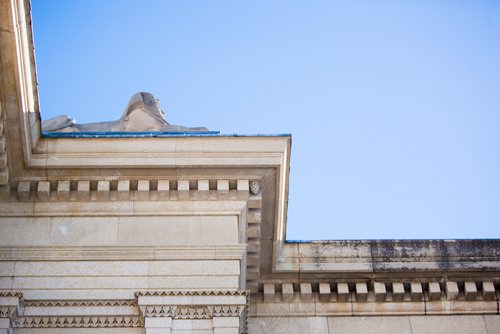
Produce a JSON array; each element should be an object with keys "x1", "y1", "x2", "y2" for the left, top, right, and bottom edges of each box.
[{"x1": 1, "y1": 0, "x2": 498, "y2": 306}]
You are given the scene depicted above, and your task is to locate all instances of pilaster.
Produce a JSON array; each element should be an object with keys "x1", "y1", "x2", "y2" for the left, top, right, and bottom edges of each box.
[
  {"x1": 138, "y1": 290, "x2": 249, "y2": 334},
  {"x1": 0, "y1": 292, "x2": 22, "y2": 334}
]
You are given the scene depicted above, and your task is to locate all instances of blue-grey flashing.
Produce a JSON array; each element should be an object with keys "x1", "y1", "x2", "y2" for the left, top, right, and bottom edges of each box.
[{"x1": 42, "y1": 131, "x2": 292, "y2": 138}]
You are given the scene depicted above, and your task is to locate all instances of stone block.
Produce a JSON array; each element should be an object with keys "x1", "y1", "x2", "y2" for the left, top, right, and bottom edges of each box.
[
  {"x1": 337, "y1": 283, "x2": 350, "y2": 302},
  {"x1": 217, "y1": 180, "x2": 229, "y2": 191},
  {"x1": 118, "y1": 215, "x2": 238, "y2": 246},
  {"x1": 36, "y1": 181, "x2": 50, "y2": 201},
  {"x1": 0, "y1": 151, "x2": 6, "y2": 169},
  {"x1": 353, "y1": 300, "x2": 425, "y2": 316},
  {"x1": 0, "y1": 217, "x2": 52, "y2": 246},
  {"x1": 56, "y1": 180, "x2": 70, "y2": 200},
  {"x1": 145, "y1": 317, "x2": 172, "y2": 328},
  {"x1": 137, "y1": 179, "x2": 150, "y2": 191},
  {"x1": 428, "y1": 282, "x2": 441, "y2": 301},
  {"x1": 392, "y1": 282, "x2": 405, "y2": 301},
  {"x1": 329, "y1": 316, "x2": 412, "y2": 334},
  {"x1": 319, "y1": 283, "x2": 331, "y2": 302},
  {"x1": 145, "y1": 329, "x2": 171, "y2": 334},
  {"x1": 464, "y1": 281, "x2": 477, "y2": 301},
  {"x1": 409, "y1": 315, "x2": 488, "y2": 334},
  {"x1": 178, "y1": 179, "x2": 190, "y2": 191},
  {"x1": 117, "y1": 180, "x2": 130, "y2": 200},
  {"x1": 0, "y1": 262, "x2": 14, "y2": 276},
  {"x1": 315, "y1": 301, "x2": 352, "y2": 316},
  {"x1": 213, "y1": 317, "x2": 239, "y2": 328},
  {"x1": 482, "y1": 281, "x2": 495, "y2": 300},
  {"x1": 248, "y1": 317, "x2": 328, "y2": 334},
  {"x1": 137, "y1": 179, "x2": 150, "y2": 200},
  {"x1": 157, "y1": 180, "x2": 170, "y2": 191},
  {"x1": 264, "y1": 283, "x2": 276, "y2": 302},
  {"x1": 17, "y1": 180, "x2": 31, "y2": 200},
  {"x1": 356, "y1": 282, "x2": 368, "y2": 301},
  {"x1": 197, "y1": 179, "x2": 209, "y2": 191},
  {"x1": 411, "y1": 282, "x2": 423, "y2": 301},
  {"x1": 214, "y1": 329, "x2": 239, "y2": 334},
  {"x1": 77, "y1": 180, "x2": 90, "y2": 201},
  {"x1": 484, "y1": 315, "x2": 500, "y2": 334},
  {"x1": 247, "y1": 210, "x2": 261, "y2": 223},
  {"x1": 374, "y1": 282, "x2": 386, "y2": 302},
  {"x1": 300, "y1": 283, "x2": 313, "y2": 302},
  {"x1": 446, "y1": 281, "x2": 459, "y2": 300},
  {"x1": 237, "y1": 179, "x2": 249, "y2": 191},
  {"x1": 425, "y1": 300, "x2": 496, "y2": 315},
  {"x1": 50, "y1": 217, "x2": 119, "y2": 246},
  {"x1": 97, "y1": 180, "x2": 110, "y2": 200},
  {"x1": 282, "y1": 283, "x2": 294, "y2": 302},
  {"x1": 247, "y1": 225, "x2": 260, "y2": 238},
  {"x1": 0, "y1": 318, "x2": 10, "y2": 329}
]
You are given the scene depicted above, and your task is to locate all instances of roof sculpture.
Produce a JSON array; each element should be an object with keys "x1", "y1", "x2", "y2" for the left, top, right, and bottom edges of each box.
[{"x1": 41, "y1": 92, "x2": 208, "y2": 133}]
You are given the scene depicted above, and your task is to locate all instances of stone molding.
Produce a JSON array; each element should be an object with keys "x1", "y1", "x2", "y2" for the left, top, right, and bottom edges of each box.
[
  {"x1": 1, "y1": 289, "x2": 249, "y2": 331},
  {"x1": 21, "y1": 300, "x2": 136, "y2": 307},
  {"x1": 0, "y1": 103, "x2": 8, "y2": 187},
  {"x1": 135, "y1": 290, "x2": 249, "y2": 298},
  {"x1": 5, "y1": 179, "x2": 260, "y2": 202},
  {"x1": 261, "y1": 281, "x2": 498, "y2": 303},
  {"x1": 0, "y1": 245, "x2": 247, "y2": 261},
  {"x1": 139, "y1": 305, "x2": 246, "y2": 319},
  {"x1": 271, "y1": 240, "x2": 500, "y2": 281},
  {"x1": 12, "y1": 315, "x2": 144, "y2": 328}
]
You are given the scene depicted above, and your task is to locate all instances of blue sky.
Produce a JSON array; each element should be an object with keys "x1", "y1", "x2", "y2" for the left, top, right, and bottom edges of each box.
[{"x1": 32, "y1": 0, "x2": 500, "y2": 240}]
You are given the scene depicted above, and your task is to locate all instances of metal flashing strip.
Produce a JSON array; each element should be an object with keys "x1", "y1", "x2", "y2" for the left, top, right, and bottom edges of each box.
[
  {"x1": 42, "y1": 131, "x2": 221, "y2": 138},
  {"x1": 42, "y1": 131, "x2": 292, "y2": 138}
]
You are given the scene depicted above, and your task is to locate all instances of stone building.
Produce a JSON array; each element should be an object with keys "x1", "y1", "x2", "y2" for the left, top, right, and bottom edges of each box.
[{"x1": 0, "y1": 0, "x2": 499, "y2": 333}]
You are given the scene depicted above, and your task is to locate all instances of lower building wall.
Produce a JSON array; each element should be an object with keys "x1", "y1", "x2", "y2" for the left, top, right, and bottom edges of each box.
[
  {"x1": 13, "y1": 330, "x2": 142, "y2": 334},
  {"x1": 248, "y1": 315, "x2": 500, "y2": 334}
]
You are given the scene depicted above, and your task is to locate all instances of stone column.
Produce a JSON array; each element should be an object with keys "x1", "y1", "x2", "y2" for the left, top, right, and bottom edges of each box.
[{"x1": 144, "y1": 317, "x2": 173, "y2": 334}]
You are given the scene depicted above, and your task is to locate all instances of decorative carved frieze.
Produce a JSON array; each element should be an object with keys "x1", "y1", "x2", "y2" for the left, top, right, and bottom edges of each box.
[
  {"x1": 139, "y1": 305, "x2": 246, "y2": 319},
  {"x1": 209, "y1": 305, "x2": 246, "y2": 317},
  {"x1": 137, "y1": 290, "x2": 249, "y2": 333},
  {"x1": 0, "y1": 292, "x2": 23, "y2": 298},
  {"x1": 21, "y1": 300, "x2": 136, "y2": 308},
  {"x1": 135, "y1": 290, "x2": 249, "y2": 298},
  {"x1": 0, "y1": 306, "x2": 16, "y2": 318},
  {"x1": 12, "y1": 315, "x2": 143, "y2": 328}
]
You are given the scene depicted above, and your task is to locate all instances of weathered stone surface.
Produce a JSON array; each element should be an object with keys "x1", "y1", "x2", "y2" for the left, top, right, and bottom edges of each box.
[
  {"x1": 329, "y1": 316, "x2": 412, "y2": 334},
  {"x1": 409, "y1": 315, "x2": 488, "y2": 334},
  {"x1": 248, "y1": 317, "x2": 328, "y2": 334},
  {"x1": 484, "y1": 315, "x2": 500, "y2": 334}
]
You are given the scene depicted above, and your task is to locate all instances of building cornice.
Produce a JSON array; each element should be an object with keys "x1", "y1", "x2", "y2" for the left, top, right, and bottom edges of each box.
[{"x1": 1, "y1": 0, "x2": 498, "y2": 314}]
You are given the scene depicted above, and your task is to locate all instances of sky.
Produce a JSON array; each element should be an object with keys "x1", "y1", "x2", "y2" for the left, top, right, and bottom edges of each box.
[{"x1": 31, "y1": 0, "x2": 500, "y2": 240}]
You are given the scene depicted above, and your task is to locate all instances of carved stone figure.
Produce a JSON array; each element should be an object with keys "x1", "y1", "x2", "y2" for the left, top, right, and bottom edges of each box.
[{"x1": 41, "y1": 92, "x2": 208, "y2": 132}]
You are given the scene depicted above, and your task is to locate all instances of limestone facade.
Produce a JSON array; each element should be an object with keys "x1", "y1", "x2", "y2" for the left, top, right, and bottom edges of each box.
[{"x1": 0, "y1": 0, "x2": 499, "y2": 333}]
